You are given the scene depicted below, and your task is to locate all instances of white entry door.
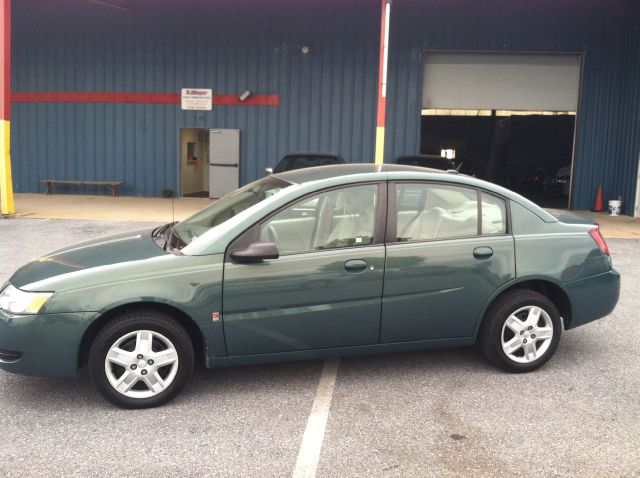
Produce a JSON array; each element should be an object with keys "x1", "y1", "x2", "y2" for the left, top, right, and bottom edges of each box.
[{"x1": 209, "y1": 129, "x2": 240, "y2": 199}]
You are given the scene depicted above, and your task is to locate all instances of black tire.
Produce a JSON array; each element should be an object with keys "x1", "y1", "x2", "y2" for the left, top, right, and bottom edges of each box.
[
  {"x1": 479, "y1": 290, "x2": 562, "y2": 373},
  {"x1": 88, "y1": 309, "x2": 194, "y2": 409}
]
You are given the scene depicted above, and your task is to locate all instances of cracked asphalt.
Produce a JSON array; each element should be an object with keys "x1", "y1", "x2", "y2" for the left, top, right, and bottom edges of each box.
[{"x1": 0, "y1": 218, "x2": 639, "y2": 477}]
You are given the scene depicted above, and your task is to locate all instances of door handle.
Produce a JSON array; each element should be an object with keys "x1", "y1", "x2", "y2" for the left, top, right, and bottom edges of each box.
[
  {"x1": 473, "y1": 246, "x2": 494, "y2": 259},
  {"x1": 344, "y1": 259, "x2": 367, "y2": 273}
]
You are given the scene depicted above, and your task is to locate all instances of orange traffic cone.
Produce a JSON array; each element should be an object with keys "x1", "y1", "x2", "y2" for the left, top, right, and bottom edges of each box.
[{"x1": 592, "y1": 185, "x2": 604, "y2": 212}]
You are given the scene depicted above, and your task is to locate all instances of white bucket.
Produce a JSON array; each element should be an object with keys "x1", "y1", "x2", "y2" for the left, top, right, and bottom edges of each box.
[{"x1": 608, "y1": 199, "x2": 622, "y2": 216}]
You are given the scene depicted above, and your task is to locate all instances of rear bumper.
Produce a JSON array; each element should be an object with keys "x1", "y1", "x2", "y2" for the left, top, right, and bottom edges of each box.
[
  {"x1": 0, "y1": 310, "x2": 95, "y2": 378},
  {"x1": 564, "y1": 269, "x2": 620, "y2": 329}
]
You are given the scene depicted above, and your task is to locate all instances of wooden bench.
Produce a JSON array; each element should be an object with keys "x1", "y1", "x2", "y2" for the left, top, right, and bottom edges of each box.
[{"x1": 41, "y1": 179, "x2": 123, "y2": 197}]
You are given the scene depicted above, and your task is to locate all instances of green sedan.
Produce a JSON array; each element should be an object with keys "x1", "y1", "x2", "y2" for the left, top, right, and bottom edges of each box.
[{"x1": 0, "y1": 165, "x2": 620, "y2": 408}]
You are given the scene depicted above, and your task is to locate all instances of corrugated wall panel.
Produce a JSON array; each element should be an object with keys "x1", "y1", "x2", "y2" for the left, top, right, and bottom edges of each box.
[
  {"x1": 386, "y1": 0, "x2": 640, "y2": 211},
  {"x1": 9, "y1": 0, "x2": 639, "y2": 211},
  {"x1": 11, "y1": 0, "x2": 379, "y2": 196}
]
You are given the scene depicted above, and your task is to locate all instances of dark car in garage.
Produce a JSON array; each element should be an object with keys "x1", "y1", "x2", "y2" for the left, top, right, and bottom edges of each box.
[{"x1": 266, "y1": 152, "x2": 345, "y2": 175}]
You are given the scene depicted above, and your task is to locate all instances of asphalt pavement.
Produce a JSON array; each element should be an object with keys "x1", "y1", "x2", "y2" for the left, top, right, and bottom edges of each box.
[{"x1": 0, "y1": 218, "x2": 638, "y2": 477}]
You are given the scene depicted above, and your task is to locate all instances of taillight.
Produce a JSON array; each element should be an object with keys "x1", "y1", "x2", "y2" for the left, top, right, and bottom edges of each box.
[{"x1": 589, "y1": 226, "x2": 609, "y2": 256}]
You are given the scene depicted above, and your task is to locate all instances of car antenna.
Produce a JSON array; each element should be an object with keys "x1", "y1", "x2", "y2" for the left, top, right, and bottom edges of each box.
[{"x1": 172, "y1": 195, "x2": 176, "y2": 224}]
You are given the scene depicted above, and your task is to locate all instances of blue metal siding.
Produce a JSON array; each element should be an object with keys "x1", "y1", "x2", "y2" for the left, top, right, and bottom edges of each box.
[
  {"x1": 10, "y1": 1, "x2": 379, "y2": 196},
  {"x1": 10, "y1": 0, "x2": 640, "y2": 211},
  {"x1": 385, "y1": 0, "x2": 640, "y2": 211}
]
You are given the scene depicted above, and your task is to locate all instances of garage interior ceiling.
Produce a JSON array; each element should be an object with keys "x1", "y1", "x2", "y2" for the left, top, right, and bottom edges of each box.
[{"x1": 422, "y1": 53, "x2": 581, "y2": 112}]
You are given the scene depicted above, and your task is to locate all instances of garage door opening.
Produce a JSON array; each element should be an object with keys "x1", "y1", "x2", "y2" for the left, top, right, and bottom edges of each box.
[
  {"x1": 421, "y1": 53, "x2": 581, "y2": 208},
  {"x1": 420, "y1": 110, "x2": 575, "y2": 208}
]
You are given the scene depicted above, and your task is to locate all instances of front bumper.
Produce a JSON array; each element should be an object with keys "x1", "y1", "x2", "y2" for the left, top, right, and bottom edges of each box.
[
  {"x1": 0, "y1": 310, "x2": 96, "y2": 378},
  {"x1": 564, "y1": 269, "x2": 620, "y2": 329}
]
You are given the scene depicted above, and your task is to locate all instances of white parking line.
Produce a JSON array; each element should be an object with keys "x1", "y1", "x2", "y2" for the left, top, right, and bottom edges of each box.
[{"x1": 292, "y1": 357, "x2": 340, "y2": 478}]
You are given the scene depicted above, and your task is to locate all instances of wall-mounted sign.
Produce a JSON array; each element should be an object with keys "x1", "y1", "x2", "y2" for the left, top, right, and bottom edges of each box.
[{"x1": 181, "y1": 88, "x2": 212, "y2": 110}]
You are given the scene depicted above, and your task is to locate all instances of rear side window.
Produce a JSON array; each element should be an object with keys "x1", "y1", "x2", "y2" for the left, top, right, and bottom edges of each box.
[
  {"x1": 481, "y1": 193, "x2": 507, "y2": 235},
  {"x1": 395, "y1": 183, "x2": 478, "y2": 241}
]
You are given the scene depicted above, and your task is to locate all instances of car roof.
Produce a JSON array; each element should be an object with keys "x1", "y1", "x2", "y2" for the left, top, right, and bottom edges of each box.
[
  {"x1": 396, "y1": 156, "x2": 454, "y2": 169},
  {"x1": 281, "y1": 151, "x2": 343, "y2": 158},
  {"x1": 275, "y1": 163, "x2": 442, "y2": 183},
  {"x1": 396, "y1": 154, "x2": 446, "y2": 160}
]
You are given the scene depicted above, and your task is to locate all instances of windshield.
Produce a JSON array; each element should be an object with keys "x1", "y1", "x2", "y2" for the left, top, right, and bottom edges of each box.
[{"x1": 171, "y1": 176, "x2": 292, "y2": 248}]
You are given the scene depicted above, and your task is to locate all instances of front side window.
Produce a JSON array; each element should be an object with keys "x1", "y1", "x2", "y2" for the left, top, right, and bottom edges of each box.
[
  {"x1": 396, "y1": 183, "x2": 478, "y2": 242},
  {"x1": 260, "y1": 184, "x2": 378, "y2": 254}
]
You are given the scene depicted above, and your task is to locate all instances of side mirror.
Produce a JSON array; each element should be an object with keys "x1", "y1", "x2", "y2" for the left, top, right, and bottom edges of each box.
[
  {"x1": 265, "y1": 167, "x2": 273, "y2": 175},
  {"x1": 230, "y1": 242, "x2": 279, "y2": 263}
]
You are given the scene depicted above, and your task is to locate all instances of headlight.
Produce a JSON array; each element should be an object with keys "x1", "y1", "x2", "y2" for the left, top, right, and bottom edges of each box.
[{"x1": 0, "y1": 285, "x2": 53, "y2": 315}]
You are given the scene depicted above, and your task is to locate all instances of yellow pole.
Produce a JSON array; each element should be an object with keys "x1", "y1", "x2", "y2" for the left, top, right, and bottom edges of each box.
[
  {"x1": 0, "y1": 120, "x2": 13, "y2": 215},
  {"x1": 0, "y1": 0, "x2": 15, "y2": 215}
]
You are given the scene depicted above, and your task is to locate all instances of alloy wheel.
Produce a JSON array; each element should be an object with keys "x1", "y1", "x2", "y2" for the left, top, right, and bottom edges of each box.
[
  {"x1": 104, "y1": 330, "x2": 179, "y2": 399},
  {"x1": 500, "y1": 305, "x2": 554, "y2": 364}
]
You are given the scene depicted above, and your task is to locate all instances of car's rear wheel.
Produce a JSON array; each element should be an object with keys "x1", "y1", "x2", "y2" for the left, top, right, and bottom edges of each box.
[
  {"x1": 479, "y1": 290, "x2": 561, "y2": 372},
  {"x1": 88, "y1": 310, "x2": 194, "y2": 408}
]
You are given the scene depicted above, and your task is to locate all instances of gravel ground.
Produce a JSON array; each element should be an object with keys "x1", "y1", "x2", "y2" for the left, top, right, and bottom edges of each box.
[{"x1": 0, "y1": 218, "x2": 638, "y2": 477}]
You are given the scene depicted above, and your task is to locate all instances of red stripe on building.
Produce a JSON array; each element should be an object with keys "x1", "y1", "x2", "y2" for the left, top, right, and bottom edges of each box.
[
  {"x1": 1, "y1": 0, "x2": 11, "y2": 121},
  {"x1": 214, "y1": 94, "x2": 280, "y2": 106},
  {"x1": 11, "y1": 92, "x2": 280, "y2": 106},
  {"x1": 12, "y1": 92, "x2": 179, "y2": 104}
]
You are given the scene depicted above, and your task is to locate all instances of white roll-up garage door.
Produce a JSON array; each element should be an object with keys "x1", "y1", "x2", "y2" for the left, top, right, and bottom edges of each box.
[{"x1": 422, "y1": 53, "x2": 581, "y2": 112}]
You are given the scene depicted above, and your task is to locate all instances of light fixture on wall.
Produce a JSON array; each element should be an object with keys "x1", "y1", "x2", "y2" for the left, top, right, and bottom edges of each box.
[
  {"x1": 239, "y1": 90, "x2": 252, "y2": 102},
  {"x1": 275, "y1": 43, "x2": 312, "y2": 56}
]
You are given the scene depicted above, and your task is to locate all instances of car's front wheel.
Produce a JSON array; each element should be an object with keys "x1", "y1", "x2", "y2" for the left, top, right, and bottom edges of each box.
[
  {"x1": 479, "y1": 290, "x2": 561, "y2": 372},
  {"x1": 88, "y1": 310, "x2": 194, "y2": 408}
]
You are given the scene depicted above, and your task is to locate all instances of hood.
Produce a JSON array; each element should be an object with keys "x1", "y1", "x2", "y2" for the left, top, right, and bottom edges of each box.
[
  {"x1": 10, "y1": 229, "x2": 167, "y2": 289},
  {"x1": 545, "y1": 209, "x2": 596, "y2": 225}
]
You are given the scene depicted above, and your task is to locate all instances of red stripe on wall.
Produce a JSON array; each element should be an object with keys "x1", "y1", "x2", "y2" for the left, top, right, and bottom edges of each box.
[
  {"x1": 214, "y1": 94, "x2": 280, "y2": 106},
  {"x1": 1, "y1": 0, "x2": 11, "y2": 121},
  {"x1": 11, "y1": 92, "x2": 280, "y2": 106},
  {"x1": 12, "y1": 92, "x2": 179, "y2": 104}
]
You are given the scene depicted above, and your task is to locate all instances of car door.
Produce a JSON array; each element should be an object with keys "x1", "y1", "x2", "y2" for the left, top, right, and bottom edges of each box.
[
  {"x1": 381, "y1": 181, "x2": 515, "y2": 343},
  {"x1": 222, "y1": 183, "x2": 386, "y2": 356}
]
